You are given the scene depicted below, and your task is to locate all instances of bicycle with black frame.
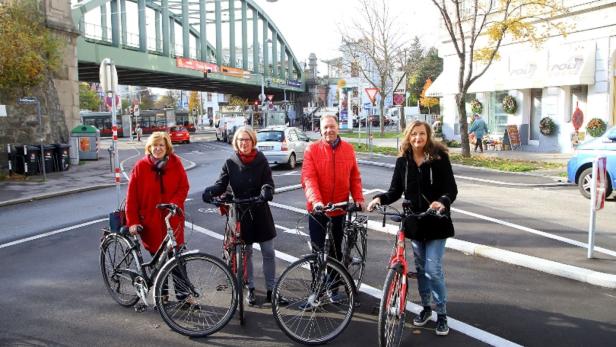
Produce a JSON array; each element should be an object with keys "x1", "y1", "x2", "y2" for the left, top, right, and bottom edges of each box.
[
  {"x1": 99, "y1": 203, "x2": 237, "y2": 337},
  {"x1": 271, "y1": 201, "x2": 363, "y2": 345},
  {"x1": 373, "y1": 201, "x2": 447, "y2": 347}
]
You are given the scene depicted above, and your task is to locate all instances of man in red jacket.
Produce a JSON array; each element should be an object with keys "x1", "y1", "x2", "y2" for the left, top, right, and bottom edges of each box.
[{"x1": 301, "y1": 114, "x2": 364, "y2": 261}]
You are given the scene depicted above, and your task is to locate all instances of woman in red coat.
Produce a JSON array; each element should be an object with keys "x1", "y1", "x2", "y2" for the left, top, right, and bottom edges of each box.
[{"x1": 126, "y1": 131, "x2": 189, "y2": 252}]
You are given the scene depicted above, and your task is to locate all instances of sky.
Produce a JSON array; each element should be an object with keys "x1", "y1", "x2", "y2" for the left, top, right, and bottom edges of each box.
[{"x1": 252, "y1": 0, "x2": 441, "y2": 75}]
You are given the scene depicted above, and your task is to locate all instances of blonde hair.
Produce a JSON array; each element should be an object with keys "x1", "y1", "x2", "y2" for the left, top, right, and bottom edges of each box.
[
  {"x1": 145, "y1": 131, "x2": 174, "y2": 155},
  {"x1": 398, "y1": 120, "x2": 447, "y2": 158},
  {"x1": 232, "y1": 126, "x2": 257, "y2": 152}
]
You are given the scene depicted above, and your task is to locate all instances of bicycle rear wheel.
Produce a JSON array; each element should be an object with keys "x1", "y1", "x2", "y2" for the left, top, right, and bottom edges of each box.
[
  {"x1": 155, "y1": 252, "x2": 237, "y2": 337},
  {"x1": 272, "y1": 254, "x2": 356, "y2": 345},
  {"x1": 378, "y1": 268, "x2": 407, "y2": 347},
  {"x1": 341, "y1": 221, "x2": 367, "y2": 290},
  {"x1": 100, "y1": 234, "x2": 140, "y2": 307}
]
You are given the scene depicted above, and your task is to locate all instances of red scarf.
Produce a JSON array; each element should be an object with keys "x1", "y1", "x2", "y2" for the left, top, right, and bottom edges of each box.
[{"x1": 238, "y1": 149, "x2": 257, "y2": 164}]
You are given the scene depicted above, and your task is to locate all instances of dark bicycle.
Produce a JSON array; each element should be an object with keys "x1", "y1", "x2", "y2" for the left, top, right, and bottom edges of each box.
[
  {"x1": 99, "y1": 203, "x2": 237, "y2": 337},
  {"x1": 271, "y1": 201, "x2": 364, "y2": 345}
]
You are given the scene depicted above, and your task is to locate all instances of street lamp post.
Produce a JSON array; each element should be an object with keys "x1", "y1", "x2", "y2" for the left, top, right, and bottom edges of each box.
[{"x1": 17, "y1": 96, "x2": 46, "y2": 182}]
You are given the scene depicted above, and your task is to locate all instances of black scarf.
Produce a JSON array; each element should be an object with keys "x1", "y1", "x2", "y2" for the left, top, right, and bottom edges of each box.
[{"x1": 149, "y1": 155, "x2": 168, "y2": 194}]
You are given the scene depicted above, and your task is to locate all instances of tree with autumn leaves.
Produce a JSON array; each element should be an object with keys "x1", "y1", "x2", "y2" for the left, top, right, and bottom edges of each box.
[
  {"x1": 430, "y1": 0, "x2": 568, "y2": 157},
  {"x1": 0, "y1": 0, "x2": 62, "y2": 99},
  {"x1": 419, "y1": 78, "x2": 439, "y2": 115}
]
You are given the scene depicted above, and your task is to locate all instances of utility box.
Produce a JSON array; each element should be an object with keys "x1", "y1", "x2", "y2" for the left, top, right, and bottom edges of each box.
[{"x1": 70, "y1": 125, "x2": 99, "y2": 160}]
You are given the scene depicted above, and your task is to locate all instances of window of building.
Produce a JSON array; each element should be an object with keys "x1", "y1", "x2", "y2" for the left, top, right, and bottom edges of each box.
[
  {"x1": 488, "y1": 91, "x2": 509, "y2": 135},
  {"x1": 207, "y1": 93, "x2": 212, "y2": 102},
  {"x1": 569, "y1": 85, "x2": 587, "y2": 123}
]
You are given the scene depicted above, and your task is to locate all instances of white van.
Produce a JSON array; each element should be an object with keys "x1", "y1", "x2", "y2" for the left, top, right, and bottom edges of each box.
[{"x1": 215, "y1": 116, "x2": 246, "y2": 143}]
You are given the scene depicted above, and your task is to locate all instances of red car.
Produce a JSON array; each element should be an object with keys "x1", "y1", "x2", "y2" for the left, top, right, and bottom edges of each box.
[{"x1": 168, "y1": 126, "x2": 191, "y2": 144}]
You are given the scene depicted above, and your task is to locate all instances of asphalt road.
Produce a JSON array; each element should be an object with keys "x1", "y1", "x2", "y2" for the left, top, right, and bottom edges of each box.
[{"x1": 1, "y1": 138, "x2": 615, "y2": 346}]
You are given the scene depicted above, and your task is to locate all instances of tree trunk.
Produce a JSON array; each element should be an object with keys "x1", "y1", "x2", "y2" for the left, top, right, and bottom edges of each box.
[
  {"x1": 456, "y1": 94, "x2": 471, "y2": 157},
  {"x1": 400, "y1": 105, "x2": 406, "y2": 131},
  {"x1": 379, "y1": 97, "x2": 385, "y2": 136}
]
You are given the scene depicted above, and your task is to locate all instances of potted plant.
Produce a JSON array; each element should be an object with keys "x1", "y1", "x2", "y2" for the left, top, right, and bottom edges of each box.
[
  {"x1": 586, "y1": 118, "x2": 607, "y2": 137},
  {"x1": 502, "y1": 95, "x2": 517, "y2": 114},
  {"x1": 470, "y1": 99, "x2": 483, "y2": 114},
  {"x1": 539, "y1": 117, "x2": 556, "y2": 136}
]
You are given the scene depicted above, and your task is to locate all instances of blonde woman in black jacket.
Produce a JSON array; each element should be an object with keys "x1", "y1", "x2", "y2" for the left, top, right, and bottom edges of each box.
[{"x1": 367, "y1": 120, "x2": 457, "y2": 336}]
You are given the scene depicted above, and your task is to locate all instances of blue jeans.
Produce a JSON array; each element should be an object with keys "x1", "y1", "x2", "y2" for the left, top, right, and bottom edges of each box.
[{"x1": 411, "y1": 239, "x2": 448, "y2": 315}]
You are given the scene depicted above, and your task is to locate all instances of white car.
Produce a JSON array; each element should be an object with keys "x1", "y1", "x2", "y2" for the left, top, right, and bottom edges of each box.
[
  {"x1": 215, "y1": 116, "x2": 246, "y2": 143},
  {"x1": 256, "y1": 126, "x2": 310, "y2": 169}
]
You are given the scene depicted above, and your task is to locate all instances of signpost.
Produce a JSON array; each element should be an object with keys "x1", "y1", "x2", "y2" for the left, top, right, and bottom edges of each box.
[
  {"x1": 588, "y1": 156, "x2": 607, "y2": 258},
  {"x1": 364, "y1": 88, "x2": 380, "y2": 154},
  {"x1": 99, "y1": 58, "x2": 121, "y2": 208}
]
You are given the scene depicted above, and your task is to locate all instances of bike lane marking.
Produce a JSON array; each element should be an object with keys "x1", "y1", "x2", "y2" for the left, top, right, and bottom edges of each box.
[
  {"x1": 0, "y1": 218, "x2": 107, "y2": 250},
  {"x1": 186, "y1": 221, "x2": 522, "y2": 347}
]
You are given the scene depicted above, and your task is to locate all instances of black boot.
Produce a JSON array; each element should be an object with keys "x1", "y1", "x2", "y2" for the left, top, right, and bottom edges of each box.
[
  {"x1": 436, "y1": 314, "x2": 449, "y2": 336},
  {"x1": 247, "y1": 288, "x2": 256, "y2": 306},
  {"x1": 413, "y1": 306, "x2": 432, "y2": 326}
]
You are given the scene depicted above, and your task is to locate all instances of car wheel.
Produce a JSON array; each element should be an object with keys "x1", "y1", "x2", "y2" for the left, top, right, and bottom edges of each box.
[
  {"x1": 287, "y1": 153, "x2": 296, "y2": 169},
  {"x1": 578, "y1": 167, "x2": 613, "y2": 199},
  {"x1": 185, "y1": 139, "x2": 190, "y2": 144}
]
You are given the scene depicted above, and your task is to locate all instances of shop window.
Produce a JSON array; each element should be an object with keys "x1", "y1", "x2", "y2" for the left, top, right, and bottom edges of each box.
[
  {"x1": 569, "y1": 85, "x2": 587, "y2": 122},
  {"x1": 488, "y1": 91, "x2": 509, "y2": 135}
]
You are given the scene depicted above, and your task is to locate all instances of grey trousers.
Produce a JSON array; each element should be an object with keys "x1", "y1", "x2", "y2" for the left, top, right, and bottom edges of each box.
[{"x1": 246, "y1": 239, "x2": 276, "y2": 291}]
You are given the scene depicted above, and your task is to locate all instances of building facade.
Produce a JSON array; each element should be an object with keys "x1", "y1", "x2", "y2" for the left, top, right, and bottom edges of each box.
[{"x1": 428, "y1": 0, "x2": 616, "y2": 152}]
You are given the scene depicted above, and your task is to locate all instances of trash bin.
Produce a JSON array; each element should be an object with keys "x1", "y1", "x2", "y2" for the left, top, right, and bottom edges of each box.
[
  {"x1": 36, "y1": 144, "x2": 56, "y2": 173},
  {"x1": 14, "y1": 145, "x2": 40, "y2": 176},
  {"x1": 52, "y1": 143, "x2": 71, "y2": 171},
  {"x1": 70, "y1": 125, "x2": 99, "y2": 160}
]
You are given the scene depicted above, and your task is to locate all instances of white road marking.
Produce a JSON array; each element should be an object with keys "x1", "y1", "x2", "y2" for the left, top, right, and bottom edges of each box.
[
  {"x1": 186, "y1": 221, "x2": 522, "y2": 347},
  {"x1": 0, "y1": 218, "x2": 107, "y2": 249}
]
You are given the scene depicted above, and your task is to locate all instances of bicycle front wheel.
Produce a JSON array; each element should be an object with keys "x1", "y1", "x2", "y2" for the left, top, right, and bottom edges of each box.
[
  {"x1": 155, "y1": 252, "x2": 237, "y2": 337},
  {"x1": 377, "y1": 268, "x2": 407, "y2": 347},
  {"x1": 272, "y1": 254, "x2": 356, "y2": 345},
  {"x1": 341, "y1": 223, "x2": 367, "y2": 290},
  {"x1": 100, "y1": 234, "x2": 140, "y2": 307}
]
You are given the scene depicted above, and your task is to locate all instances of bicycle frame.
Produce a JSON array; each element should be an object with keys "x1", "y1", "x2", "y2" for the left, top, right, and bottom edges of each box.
[
  {"x1": 386, "y1": 229, "x2": 409, "y2": 316},
  {"x1": 221, "y1": 203, "x2": 248, "y2": 282}
]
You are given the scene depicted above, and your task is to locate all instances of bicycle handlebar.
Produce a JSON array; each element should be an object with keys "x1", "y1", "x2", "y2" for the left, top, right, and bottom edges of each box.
[
  {"x1": 205, "y1": 193, "x2": 263, "y2": 206},
  {"x1": 156, "y1": 203, "x2": 183, "y2": 216},
  {"x1": 372, "y1": 204, "x2": 446, "y2": 228},
  {"x1": 312, "y1": 201, "x2": 362, "y2": 215}
]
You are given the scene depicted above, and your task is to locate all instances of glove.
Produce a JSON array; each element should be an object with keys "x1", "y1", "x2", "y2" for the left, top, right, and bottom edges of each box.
[
  {"x1": 202, "y1": 188, "x2": 213, "y2": 203},
  {"x1": 260, "y1": 184, "x2": 274, "y2": 202}
]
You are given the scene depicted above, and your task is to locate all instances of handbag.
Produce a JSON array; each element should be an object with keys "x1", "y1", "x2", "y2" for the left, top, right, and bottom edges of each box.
[{"x1": 108, "y1": 200, "x2": 127, "y2": 232}]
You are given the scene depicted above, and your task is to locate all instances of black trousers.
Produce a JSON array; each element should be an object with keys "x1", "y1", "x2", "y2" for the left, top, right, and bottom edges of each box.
[{"x1": 309, "y1": 214, "x2": 345, "y2": 261}]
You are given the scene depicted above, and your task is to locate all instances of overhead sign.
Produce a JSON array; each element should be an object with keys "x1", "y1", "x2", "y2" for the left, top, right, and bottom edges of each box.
[
  {"x1": 365, "y1": 88, "x2": 379, "y2": 105},
  {"x1": 176, "y1": 57, "x2": 218, "y2": 73},
  {"x1": 220, "y1": 65, "x2": 251, "y2": 79}
]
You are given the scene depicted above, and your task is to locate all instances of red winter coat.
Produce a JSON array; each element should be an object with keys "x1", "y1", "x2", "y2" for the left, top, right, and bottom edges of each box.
[
  {"x1": 126, "y1": 153, "x2": 189, "y2": 253},
  {"x1": 301, "y1": 138, "x2": 364, "y2": 216}
]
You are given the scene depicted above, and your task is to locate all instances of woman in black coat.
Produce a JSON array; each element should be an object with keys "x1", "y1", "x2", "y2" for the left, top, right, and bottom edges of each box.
[
  {"x1": 203, "y1": 126, "x2": 280, "y2": 306},
  {"x1": 367, "y1": 120, "x2": 457, "y2": 336}
]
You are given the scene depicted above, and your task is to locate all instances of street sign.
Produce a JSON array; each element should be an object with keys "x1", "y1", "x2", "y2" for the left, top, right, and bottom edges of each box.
[
  {"x1": 99, "y1": 58, "x2": 118, "y2": 93},
  {"x1": 365, "y1": 88, "x2": 379, "y2": 105},
  {"x1": 267, "y1": 94, "x2": 274, "y2": 101},
  {"x1": 104, "y1": 95, "x2": 121, "y2": 108},
  {"x1": 133, "y1": 104, "x2": 140, "y2": 117}
]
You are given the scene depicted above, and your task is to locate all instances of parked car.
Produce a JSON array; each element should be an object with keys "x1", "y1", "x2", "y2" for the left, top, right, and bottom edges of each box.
[
  {"x1": 215, "y1": 116, "x2": 246, "y2": 143},
  {"x1": 168, "y1": 126, "x2": 190, "y2": 144},
  {"x1": 360, "y1": 114, "x2": 389, "y2": 127},
  {"x1": 567, "y1": 126, "x2": 616, "y2": 199},
  {"x1": 256, "y1": 126, "x2": 310, "y2": 169}
]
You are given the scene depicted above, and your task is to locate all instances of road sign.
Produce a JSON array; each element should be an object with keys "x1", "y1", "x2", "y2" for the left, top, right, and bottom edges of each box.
[
  {"x1": 104, "y1": 95, "x2": 121, "y2": 108},
  {"x1": 365, "y1": 88, "x2": 379, "y2": 105},
  {"x1": 267, "y1": 94, "x2": 274, "y2": 101},
  {"x1": 99, "y1": 58, "x2": 118, "y2": 93},
  {"x1": 133, "y1": 104, "x2": 140, "y2": 117}
]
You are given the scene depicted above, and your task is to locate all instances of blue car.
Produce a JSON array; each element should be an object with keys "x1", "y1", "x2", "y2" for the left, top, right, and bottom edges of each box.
[{"x1": 567, "y1": 126, "x2": 616, "y2": 199}]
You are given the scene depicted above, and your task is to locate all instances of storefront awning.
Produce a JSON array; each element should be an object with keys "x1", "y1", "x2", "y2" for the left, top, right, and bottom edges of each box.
[{"x1": 437, "y1": 43, "x2": 596, "y2": 94}]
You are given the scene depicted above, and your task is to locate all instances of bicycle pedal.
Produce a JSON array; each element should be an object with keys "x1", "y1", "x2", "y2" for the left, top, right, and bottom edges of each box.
[
  {"x1": 407, "y1": 271, "x2": 418, "y2": 279},
  {"x1": 134, "y1": 303, "x2": 148, "y2": 313}
]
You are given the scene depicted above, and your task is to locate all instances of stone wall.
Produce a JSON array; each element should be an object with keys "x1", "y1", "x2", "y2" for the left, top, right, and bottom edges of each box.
[{"x1": 0, "y1": 0, "x2": 79, "y2": 175}]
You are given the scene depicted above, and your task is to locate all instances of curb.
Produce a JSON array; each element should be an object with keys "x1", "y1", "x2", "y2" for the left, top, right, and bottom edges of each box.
[
  {"x1": 357, "y1": 159, "x2": 570, "y2": 187},
  {"x1": 0, "y1": 155, "x2": 197, "y2": 208},
  {"x1": 365, "y1": 220, "x2": 616, "y2": 289}
]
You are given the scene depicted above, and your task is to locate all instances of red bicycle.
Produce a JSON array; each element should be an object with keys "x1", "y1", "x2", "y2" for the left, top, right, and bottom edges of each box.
[
  {"x1": 205, "y1": 193, "x2": 265, "y2": 326},
  {"x1": 374, "y1": 203, "x2": 446, "y2": 347}
]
